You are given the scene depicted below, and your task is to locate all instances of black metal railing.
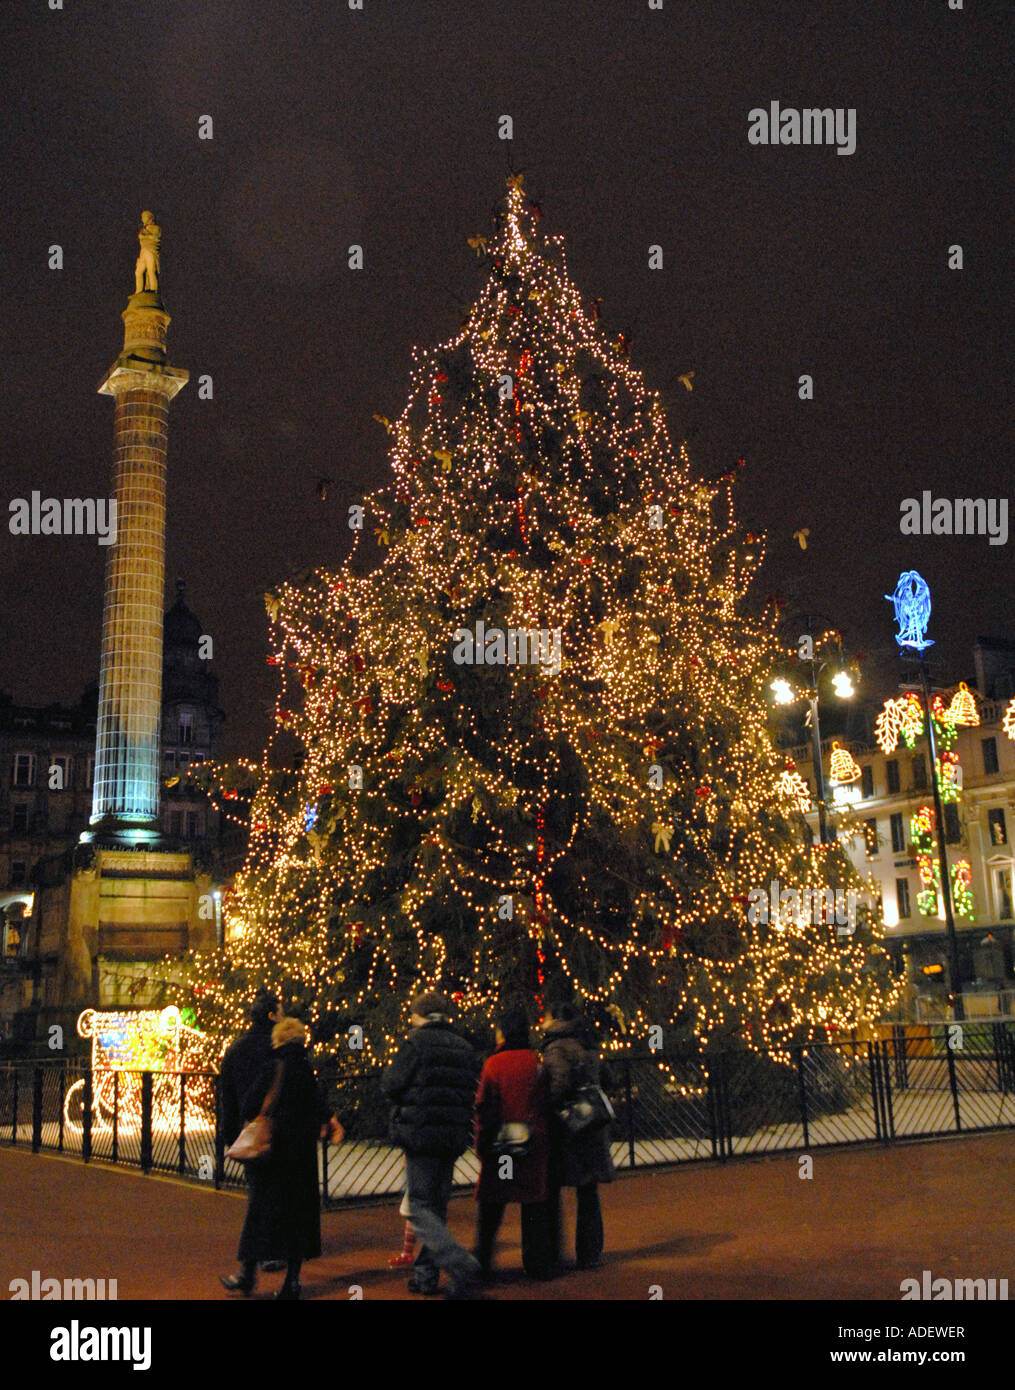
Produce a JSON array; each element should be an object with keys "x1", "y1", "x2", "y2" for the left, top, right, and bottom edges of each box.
[{"x1": 2, "y1": 1024, "x2": 1012, "y2": 1205}]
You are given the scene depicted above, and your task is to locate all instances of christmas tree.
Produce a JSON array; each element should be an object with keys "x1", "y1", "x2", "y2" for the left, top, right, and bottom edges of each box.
[{"x1": 189, "y1": 178, "x2": 897, "y2": 1060}]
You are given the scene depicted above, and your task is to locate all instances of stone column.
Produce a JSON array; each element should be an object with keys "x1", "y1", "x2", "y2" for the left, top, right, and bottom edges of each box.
[{"x1": 89, "y1": 289, "x2": 188, "y2": 841}]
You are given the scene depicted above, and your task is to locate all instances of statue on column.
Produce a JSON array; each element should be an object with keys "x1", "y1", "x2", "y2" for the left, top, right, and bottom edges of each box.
[{"x1": 134, "y1": 210, "x2": 162, "y2": 294}]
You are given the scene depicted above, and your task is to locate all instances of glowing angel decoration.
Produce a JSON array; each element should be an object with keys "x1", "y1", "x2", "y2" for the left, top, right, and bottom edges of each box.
[{"x1": 886, "y1": 570, "x2": 934, "y2": 652}]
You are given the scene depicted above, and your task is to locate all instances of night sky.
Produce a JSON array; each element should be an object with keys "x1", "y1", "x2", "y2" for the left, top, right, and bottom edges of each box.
[{"x1": 1, "y1": 0, "x2": 1009, "y2": 760}]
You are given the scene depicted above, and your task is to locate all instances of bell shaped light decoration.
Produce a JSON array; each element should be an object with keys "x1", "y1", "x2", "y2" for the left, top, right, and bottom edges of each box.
[
  {"x1": 829, "y1": 740, "x2": 861, "y2": 785},
  {"x1": 946, "y1": 681, "x2": 979, "y2": 727}
]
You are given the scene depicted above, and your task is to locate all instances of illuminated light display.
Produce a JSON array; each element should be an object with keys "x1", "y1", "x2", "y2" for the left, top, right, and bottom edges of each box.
[
  {"x1": 171, "y1": 179, "x2": 898, "y2": 1062},
  {"x1": 951, "y1": 860, "x2": 974, "y2": 918},
  {"x1": 828, "y1": 742, "x2": 861, "y2": 785},
  {"x1": 886, "y1": 570, "x2": 934, "y2": 652},
  {"x1": 1002, "y1": 698, "x2": 1015, "y2": 742},
  {"x1": 945, "y1": 681, "x2": 979, "y2": 727},
  {"x1": 770, "y1": 678, "x2": 794, "y2": 705},
  {"x1": 875, "y1": 691, "x2": 954, "y2": 755},
  {"x1": 831, "y1": 671, "x2": 854, "y2": 699},
  {"x1": 775, "y1": 762, "x2": 811, "y2": 813},
  {"x1": 64, "y1": 1007, "x2": 213, "y2": 1133}
]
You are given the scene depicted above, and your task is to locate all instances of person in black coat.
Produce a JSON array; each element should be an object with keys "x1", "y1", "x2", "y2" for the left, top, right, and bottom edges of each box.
[
  {"x1": 221, "y1": 1017, "x2": 342, "y2": 1300},
  {"x1": 540, "y1": 1002, "x2": 615, "y2": 1271},
  {"x1": 219, "y1": 988, "x2": 280, "y2": 1148},
  {"x1": 381, "y1": 991, "x2": 483, "y2": 1298}
]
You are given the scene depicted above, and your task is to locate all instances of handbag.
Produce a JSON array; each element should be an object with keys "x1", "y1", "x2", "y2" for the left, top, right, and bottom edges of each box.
[
  {"x1": 490, "y1": 1121, "x2": 532, "y2": 1159},
  {"x1": 556, "y1": 1084, "x2": 615, "y2": 1136},
  {"x1": 224, "y1": 1057, "x2": 284, "y2": 1164},
  {"x1": 225, "y1": 1113, "x2": 273, "y2": 1163}
]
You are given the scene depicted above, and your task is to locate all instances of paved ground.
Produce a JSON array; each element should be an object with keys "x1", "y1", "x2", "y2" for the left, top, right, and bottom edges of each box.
[{"x1": 1, "y1": 1132, "x2": 1013, "y2": 1301}]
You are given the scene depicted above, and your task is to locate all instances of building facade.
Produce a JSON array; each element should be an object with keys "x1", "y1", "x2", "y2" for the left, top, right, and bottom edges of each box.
[
  {"x1": 0, "y1": 587, "x2": 230, "y2": 1043},
  {"x1": 791, "y1": 681, "x2": 1015, "y2": 1015}
]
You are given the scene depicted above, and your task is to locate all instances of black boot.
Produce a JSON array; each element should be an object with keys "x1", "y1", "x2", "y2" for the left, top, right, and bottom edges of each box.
[
  {"x1": 275, "y1": 1258, "x2": 302, "y2": 1299},
  {"x1": 221, "y1": 1262, "x2": 256, "y2": 1295}
]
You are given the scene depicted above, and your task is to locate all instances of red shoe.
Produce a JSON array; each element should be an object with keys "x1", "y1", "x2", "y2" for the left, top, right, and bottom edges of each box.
[{"x1": 389, "y1": 1252, "x2": 416, "y2": 1268}]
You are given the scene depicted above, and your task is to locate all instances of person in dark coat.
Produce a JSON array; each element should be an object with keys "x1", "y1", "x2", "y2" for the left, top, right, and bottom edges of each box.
[
  {"x1": 221, "y1": 1017, "x2": 342, "y2": 1300},
  {"x1": 219, "y1": 987, "x2": 279, "y2": 1148},
  {"x1": 540, "y1": 1002, "x2": 615, "y2": 1271},
  {"x1": 473, "y1": 1007, "x2": 552, "y2": 1281},
  {"x1": 381, "y1": 991, "x2": 483, "y2": 1298},
  {"x1": 218, "y1": 988, "x2": 291, "y2": 1277}
]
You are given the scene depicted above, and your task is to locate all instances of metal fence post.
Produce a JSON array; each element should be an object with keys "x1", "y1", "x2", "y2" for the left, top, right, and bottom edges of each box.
[
  {"x1": 867, "y1": 1041, "x2": 883, "y2": 1141},
  {"x1": 882, "y1": 1040, "x2": 896, "y2": 1140},
  {"x1": 991, "y1": 1023, "x2": 1010, "y2": 1094},
  {"x1": 214, "y1": 1073, "x2": 224, "y2": 1190},
  {"x1": 82, "y1": 1070, "x2": 92, "y2": 1163},
  {"x1": 32, "y1": 1066, "x2": 43, "y2": 1152},
  {"x1": 10, "y1": 1067, "x2": 18, "y2": 1144},
  {"x1": 892, "y1": 1023, "x2": 909, "y2": 1090},
  {"x1": 713, "y1": 1052, "x2": 731, "y2": 1160},
  {"x1": 178, "y1": 1071, "x2": 187, "y2": 1175},
  {"x1": 111, "y1": 1071, "x2": 119, "y2": 1164},
  {"x1": 623, "y1": 1058, "x2": 636, "y2": 1170},
  {"x1": 944, "y1": 1037, "x2": 962, "y2": 1132},
  {"x1": 140, "y1": 1071, "x2": 153, "y2": 1171},
  {"x1": 706, "y1": 1060, "x2": 720, "y2": 1160},
  {"x1": 796, "y1": 1047, "x2": 810, "y2": 1151}
]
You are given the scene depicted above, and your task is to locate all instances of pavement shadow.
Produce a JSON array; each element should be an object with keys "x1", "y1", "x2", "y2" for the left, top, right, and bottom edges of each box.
[{"x1": 611, "y1": 1232, "x2": 734, "y2": 1262}]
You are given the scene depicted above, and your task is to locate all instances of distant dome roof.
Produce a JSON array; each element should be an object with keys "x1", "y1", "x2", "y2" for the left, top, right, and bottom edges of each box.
[{"x1": 164, "y1": 579, "x2": 203, "y2": 650}]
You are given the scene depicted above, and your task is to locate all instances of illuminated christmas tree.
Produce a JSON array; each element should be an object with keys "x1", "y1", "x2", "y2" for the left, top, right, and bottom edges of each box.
[{"x1": 188, "y1": 179, "x2": 897, "y2": 1060}]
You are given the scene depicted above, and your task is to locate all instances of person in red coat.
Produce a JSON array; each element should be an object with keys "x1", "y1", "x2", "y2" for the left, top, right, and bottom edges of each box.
[{"x1": 472, "y1": 1007, "x2": 553, "y2": 1281}]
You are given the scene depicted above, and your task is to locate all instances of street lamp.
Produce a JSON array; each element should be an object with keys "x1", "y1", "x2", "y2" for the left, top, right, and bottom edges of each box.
[
  {"x1": 885, "y1": 570, "x2": 964, "y2": 1021},
  {"x1": 769, "y1": 616, "x2": 857, "y2": 845}
]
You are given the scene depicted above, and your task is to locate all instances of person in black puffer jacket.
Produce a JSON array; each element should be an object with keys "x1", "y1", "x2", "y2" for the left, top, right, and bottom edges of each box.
[{"x1": 382, "y1": 991, "x2": 482, "y2": 1298}]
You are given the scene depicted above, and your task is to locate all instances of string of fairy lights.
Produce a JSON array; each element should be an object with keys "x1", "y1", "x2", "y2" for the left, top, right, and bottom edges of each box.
[{"x1": 179, "y1": 178, "x2": 898, "y2": 1062}]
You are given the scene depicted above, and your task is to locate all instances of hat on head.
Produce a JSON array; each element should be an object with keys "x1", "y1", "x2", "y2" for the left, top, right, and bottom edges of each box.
[
  {"x1": 411, "y1": 991, "x2": 451, "y2": 1020},
  {"x1": 272, "y1": 1017, "x2": 306, "y2": 1049}
]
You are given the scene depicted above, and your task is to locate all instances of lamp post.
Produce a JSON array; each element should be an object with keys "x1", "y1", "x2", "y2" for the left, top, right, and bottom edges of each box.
[
  {"x1": 770, "y1": 616, "x2": 856, "y2": 845},
  {"x1": 885, "y1": 571, "x2": 964, "y2": 1021}
]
